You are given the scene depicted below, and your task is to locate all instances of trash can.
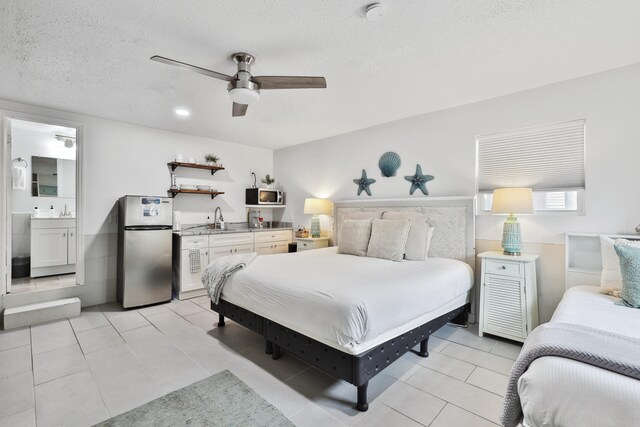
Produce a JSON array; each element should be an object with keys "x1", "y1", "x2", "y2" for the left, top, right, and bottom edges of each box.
[
  {"x1": 288, "y1": 243, "x2": 298, "y2": 253},
  {"x1": 12, "y1": 256, "x2": 30, "y2": 278}
]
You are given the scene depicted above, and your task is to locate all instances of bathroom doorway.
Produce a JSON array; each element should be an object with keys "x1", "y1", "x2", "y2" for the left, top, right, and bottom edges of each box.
[{"x1": 2, "y1": 113, "x2": 83, "y2": 295}]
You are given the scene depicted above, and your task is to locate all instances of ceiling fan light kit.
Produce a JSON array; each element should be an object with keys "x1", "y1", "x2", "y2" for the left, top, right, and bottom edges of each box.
[
  {"x1": 151, "y1": 51, "x2": 326, "y2": 117},
  {"x1": 365, "y1": 3, "x2": 385, "y2": 21}
]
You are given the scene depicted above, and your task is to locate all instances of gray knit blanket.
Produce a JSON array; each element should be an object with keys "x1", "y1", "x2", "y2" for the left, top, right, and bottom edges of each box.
[
  {"x1": 501, "y1": 322, "x2": 640, "y2": 427},
  {"x1": 201, "y1": 252, "x2": 257, "y2": 304}
]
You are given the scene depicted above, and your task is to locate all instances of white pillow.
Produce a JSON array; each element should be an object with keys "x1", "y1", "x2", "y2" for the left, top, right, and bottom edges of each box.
[
  {"x1": 600, "y1": 236, "x2": 621, "y2": 288},
  {"x1": 382, "y1": 211, "x2": 431, "y2": 261},
  {"x1": 338, "y1": 219, "x2": 372, "y2": 257},
  {"x1": 601, "y1": 236, "x2": 640, "y2": 288},
  {"x1": 367, "y1": 219, "x2": 412, "y2": 262}
]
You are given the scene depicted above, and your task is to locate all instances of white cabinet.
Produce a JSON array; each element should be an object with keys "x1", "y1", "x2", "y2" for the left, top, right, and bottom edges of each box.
[
  {"x1": 31, "y1": 228, "x2": 68, "y2": 268},
  {"x1": 254, "y1": 230, "x2": 292, "y2": 255},
  {"x1": 172, "y1": 229, "x2": 293, "y2": 300},
  {"x1": 174, "y1": 235, "x2": 209, "y2": 300},
  {"x1": 209, "y1": 232, "x2": 255, "y2": 260},
  {"x1": 478, "y1": 251, "x2": 539, "y2": 343},
  {"x1": 30, "y1": 218, "x2": 77, "y2": 277},
  {"x1": 297, "y1": 237, "x2": 329, "y2": 252},
  {"x1": 68, "y1": 227, "x2": 77, "y2": 265}
]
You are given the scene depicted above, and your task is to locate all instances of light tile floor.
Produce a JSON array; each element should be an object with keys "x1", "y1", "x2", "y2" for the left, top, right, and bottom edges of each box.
[{"x1": 0, "y1": 296, "x2": 522, "y2": 427}]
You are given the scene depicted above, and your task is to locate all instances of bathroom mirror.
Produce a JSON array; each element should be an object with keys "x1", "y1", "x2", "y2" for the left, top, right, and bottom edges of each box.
[{"x1": 31, "y1": 156, "x2": 76, "y2": 198}]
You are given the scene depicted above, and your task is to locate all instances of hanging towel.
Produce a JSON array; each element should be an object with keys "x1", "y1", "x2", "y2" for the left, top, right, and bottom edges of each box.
[
  {"x1": 189, "y1": 249, "x2": 201, "y2": 273},
  {"x1": 12, "y1": 164, "x2": 26, "y2": 190}
]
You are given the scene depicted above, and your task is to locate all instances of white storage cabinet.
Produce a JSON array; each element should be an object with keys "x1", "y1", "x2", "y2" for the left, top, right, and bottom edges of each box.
[{"x1": 478, "y1": 251, "x2": 539, "y2": 343}]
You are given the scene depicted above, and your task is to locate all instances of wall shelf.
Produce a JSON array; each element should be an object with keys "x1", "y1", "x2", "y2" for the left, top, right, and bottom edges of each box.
[
  {"x1": 167, "y1": 161, "x2": 225, "y2": 175},
  {"x1": 168, "y1": 189, "x2": 225, "y2": 199}
]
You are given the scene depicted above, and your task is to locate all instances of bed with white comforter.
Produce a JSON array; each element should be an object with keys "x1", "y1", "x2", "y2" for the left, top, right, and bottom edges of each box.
[
  {"x1": 221, "y1": 246, "x2": 473, "y2": 354},
  {"x1": 518, "y1": 286, "x2": 640, "y2": 427}
]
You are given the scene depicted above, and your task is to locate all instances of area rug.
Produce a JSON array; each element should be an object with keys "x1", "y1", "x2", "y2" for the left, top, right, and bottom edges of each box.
[{"x1": 94, "y1": 370, "x2": 294, "y2": 427}]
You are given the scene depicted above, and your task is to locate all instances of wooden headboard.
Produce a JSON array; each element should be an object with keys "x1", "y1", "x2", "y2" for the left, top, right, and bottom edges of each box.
[{"x1": 333, "y1": 197, "x2": 476, "y2": 269}]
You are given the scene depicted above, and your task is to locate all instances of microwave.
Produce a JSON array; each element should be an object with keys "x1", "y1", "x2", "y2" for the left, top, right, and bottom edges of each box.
[{"x1": 246, "y1": 188, "x2": 284, "y2": 205}]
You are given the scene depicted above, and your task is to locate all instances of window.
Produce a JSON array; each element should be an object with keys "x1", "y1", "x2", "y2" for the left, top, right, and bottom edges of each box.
[{"x1": 476, "y1": 119, "x2": 585, "y2": 214}]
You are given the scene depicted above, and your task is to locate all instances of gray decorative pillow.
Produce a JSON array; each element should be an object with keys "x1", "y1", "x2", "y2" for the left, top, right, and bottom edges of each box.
[
  {"x1": 382, "y1": 211, "x2": 431, "y2": 261},
  {"x1": 367, "y1": 219, "x2": 412, "y2": 262},
  {"x1": 338, "y1": 219, "x2": 372, "y2": 257},
  {"x1": 614, "y1": 240, "x2": 640, "y2": 308}
]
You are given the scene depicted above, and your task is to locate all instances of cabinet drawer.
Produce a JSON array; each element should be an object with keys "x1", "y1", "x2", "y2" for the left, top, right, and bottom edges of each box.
[
  {"x1": 181, "y1": 236, "x2": 209, "y2": 250},
  {"x1": 210, "y1": 233, "x2": 253, "y2": 248},
  {"x1": 253, "y1": 230, "x2": 292, "y2": 243},
  {"x1": 485, "y1": 259, "x2": 521, "y2": 277},
  {"x1": 297, "y1": 239, "x2": 328, "y2": 251}
]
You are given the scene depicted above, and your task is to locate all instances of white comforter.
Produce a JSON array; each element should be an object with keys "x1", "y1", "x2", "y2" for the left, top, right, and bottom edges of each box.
[
  {"x1": 221, "y1": 247, "x2": 473, "y2": 352},
  {"x1": 519, "y1": 286, "x2": 640, "y2": 427}
]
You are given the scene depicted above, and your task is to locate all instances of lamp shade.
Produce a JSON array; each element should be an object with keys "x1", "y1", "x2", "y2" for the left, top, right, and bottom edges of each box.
[
  {"x1": 491, "y1": 188, "x2": 534, "y2": 215},
  {"x1": 303, "y1": 198, "x2": 333, "y2": 215}
]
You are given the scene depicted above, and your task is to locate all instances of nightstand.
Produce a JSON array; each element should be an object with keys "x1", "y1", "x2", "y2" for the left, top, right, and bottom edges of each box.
[
  {"x1": 478, "y1": 251, "x2": 539, "y2": 343},
  {"x1": 297, "y1": 237, "x2": 330, "y2": 252}
]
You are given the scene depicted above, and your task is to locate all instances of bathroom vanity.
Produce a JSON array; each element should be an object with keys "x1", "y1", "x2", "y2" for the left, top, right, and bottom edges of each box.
[{"x1": 30, "y1": 217, "x2": 76, "y2": 277}]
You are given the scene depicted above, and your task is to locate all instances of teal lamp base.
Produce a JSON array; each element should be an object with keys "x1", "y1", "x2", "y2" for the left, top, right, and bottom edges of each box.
[
  {"x1": 310, "y1": 215, "x2": 321, "y2": 238},
  {"x1": 501, "y1": 214, "x2": 522, "y2": 256}
]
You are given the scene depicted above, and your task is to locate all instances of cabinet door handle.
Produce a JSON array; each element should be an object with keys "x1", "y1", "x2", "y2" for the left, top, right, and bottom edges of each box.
[
  {"x1": 70, "y1": 232, "x2": 73, "y2": 237},
  {"x1": 499, "y1": 265, "x2": 506, "y2": 270},
  {"x1": 63, "y1": 233, "x2": 66, "y2": 237}
]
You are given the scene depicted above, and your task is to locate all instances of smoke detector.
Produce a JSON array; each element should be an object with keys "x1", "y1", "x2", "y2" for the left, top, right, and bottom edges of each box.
[{"x1": 365, "y1": 3, "x2": 385, "y2": 21}]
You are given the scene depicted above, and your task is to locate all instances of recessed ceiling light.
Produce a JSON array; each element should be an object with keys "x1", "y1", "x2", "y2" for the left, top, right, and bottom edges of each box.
[{"x1": 175, "y1": 108, "x2": 190, "y2": 117}]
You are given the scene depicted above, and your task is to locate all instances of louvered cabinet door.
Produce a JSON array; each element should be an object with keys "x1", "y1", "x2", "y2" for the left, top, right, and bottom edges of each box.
[
  {"x1": 478, "y1": 252, "x2": 539, "y2": 343},
  {"x1": 481, "y1": 275, "x2": 527, "y2": 340}
]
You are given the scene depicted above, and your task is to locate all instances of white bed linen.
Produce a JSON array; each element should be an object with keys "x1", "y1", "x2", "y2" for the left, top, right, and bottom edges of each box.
[
  {"x1": 519, "y1": 286, "x2": 640, "y2": 427},
  {"x1": 221, "y1": 247, "x2": 473, "y2": 354}
]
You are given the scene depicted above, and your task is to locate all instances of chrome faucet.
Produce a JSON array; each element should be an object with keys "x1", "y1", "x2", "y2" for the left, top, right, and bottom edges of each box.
[{"x1": 213, "y1": 207, "x2": 224, "y2": 230}]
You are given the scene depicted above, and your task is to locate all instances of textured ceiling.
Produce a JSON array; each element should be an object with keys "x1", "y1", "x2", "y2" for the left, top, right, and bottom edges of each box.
[{"x1": 2, "y1": 1, "x2": 640, "y2": 150}]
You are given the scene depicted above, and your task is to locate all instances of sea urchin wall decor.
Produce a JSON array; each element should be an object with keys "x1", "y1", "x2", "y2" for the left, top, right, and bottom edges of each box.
[
  {"x1": 404, "y1": 164, "x2": 434, "y2": 195},
  {"x1": 378, "y1": 152, "x2": 401, "y2": 177},
  {"x1": 353, "y1": 169, "x2": 376, "y2": 196}
]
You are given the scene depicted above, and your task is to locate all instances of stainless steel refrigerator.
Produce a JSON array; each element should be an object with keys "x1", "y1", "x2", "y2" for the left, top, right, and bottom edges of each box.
[{"x1": 117, "y1": 195, "x2": 173, "y2": 308}]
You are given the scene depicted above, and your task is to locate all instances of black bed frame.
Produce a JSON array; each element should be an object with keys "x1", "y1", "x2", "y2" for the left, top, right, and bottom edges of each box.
[{"x1": 211, "y1": 299, "x2": 470, "y2": 411}]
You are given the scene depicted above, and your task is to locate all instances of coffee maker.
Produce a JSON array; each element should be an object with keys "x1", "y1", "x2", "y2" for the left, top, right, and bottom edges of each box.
[{"x1": 248, "y1": 209, "x2": 262, "y2": 229}]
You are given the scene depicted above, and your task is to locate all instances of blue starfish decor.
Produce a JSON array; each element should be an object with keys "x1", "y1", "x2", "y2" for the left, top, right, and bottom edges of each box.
[
  {"x1": 353, "y1": 169, "x2": 376, "y2": 196},
  {"x1": 405, "y1": 164, "x2": 434, "y2": 195}
]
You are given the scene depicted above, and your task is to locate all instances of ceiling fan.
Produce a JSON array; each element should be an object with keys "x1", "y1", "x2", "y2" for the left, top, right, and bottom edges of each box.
[{"x1": 151, "y1": 52, "x2": 327, "y2": 117}]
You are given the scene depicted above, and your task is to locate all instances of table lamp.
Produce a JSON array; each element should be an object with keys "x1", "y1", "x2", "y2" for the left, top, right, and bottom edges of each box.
[
  {"x1": 303, "y1": 198, "x2": 333, "y2": 238},
  {"x1": 491, "y1": 188, "x2": 534, "y2": 256}
]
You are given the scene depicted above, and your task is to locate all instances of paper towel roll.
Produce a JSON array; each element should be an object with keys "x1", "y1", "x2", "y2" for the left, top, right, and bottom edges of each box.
[{"x1": 173, "y1": 211, "x2": 181, "y2": 230}]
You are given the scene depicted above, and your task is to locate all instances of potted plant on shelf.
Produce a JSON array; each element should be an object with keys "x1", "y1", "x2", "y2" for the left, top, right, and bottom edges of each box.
[
  {"x1": 261, "y1": 174, "x2": 276, "y2": 188},
  {"x1": 205, "y1": 154, "x2": 220, "y2": 166}
]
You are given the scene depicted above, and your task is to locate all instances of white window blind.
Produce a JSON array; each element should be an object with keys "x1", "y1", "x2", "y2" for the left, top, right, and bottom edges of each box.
[{"x1": 477, "y1": 120, "x2": 585, "y2": 192}]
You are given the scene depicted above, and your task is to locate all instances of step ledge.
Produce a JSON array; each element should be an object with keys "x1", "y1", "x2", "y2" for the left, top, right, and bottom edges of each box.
[{"x1": 4, "y1": 297, "x2": 81, "y2": 315}]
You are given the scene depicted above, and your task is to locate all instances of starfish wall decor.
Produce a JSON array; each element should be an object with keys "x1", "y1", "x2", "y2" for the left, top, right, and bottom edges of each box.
[
  {"x1": 353, "y1": 169, "x2": 376, "y2": 196},
  {"x1": 404, "y1": 164, "x2": 434, "y2": 195}
]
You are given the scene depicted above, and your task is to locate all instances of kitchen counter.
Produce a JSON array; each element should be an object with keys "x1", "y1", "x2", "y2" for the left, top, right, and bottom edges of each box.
[{"x1": 174, "y1": 222, "x2": 293, "y2": 236}]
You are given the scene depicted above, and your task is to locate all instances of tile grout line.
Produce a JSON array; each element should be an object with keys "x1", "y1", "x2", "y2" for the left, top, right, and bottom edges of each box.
[
  {"x1": 426, "y1": 402, "x2": 448, "y2": 427},
  {"x1": 380, "y1": 402, "x2": 431, "y2": 426},
  {"x1": 30, "y1": 325, "x2": 38, "y2": 427},
  {"x1": 412, "y1": 365, "x2": 507, "y2": 400},
  {"x1": 68, "y1": 318, "x2": 112, "y2": 422}
]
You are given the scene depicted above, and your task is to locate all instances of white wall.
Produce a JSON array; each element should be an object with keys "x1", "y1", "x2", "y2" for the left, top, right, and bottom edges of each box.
[
  {"x1": 274, "y1": 62, "x2": 640, "y2": 322},
  {"x1": 1, "y1": 99, "x2": 273, "y2": 306}
]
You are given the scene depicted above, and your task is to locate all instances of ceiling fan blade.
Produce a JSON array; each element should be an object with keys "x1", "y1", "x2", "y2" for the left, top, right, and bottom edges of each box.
[
  {"x1": 252, "y1": 76, "x2": 327, "y2": 90},
  {"x1": 150, "y1": 55, "x2": 233, "y2": 82},
  {"x1": 232, "y1": 103, "x2": 248, "y2": 117}
]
